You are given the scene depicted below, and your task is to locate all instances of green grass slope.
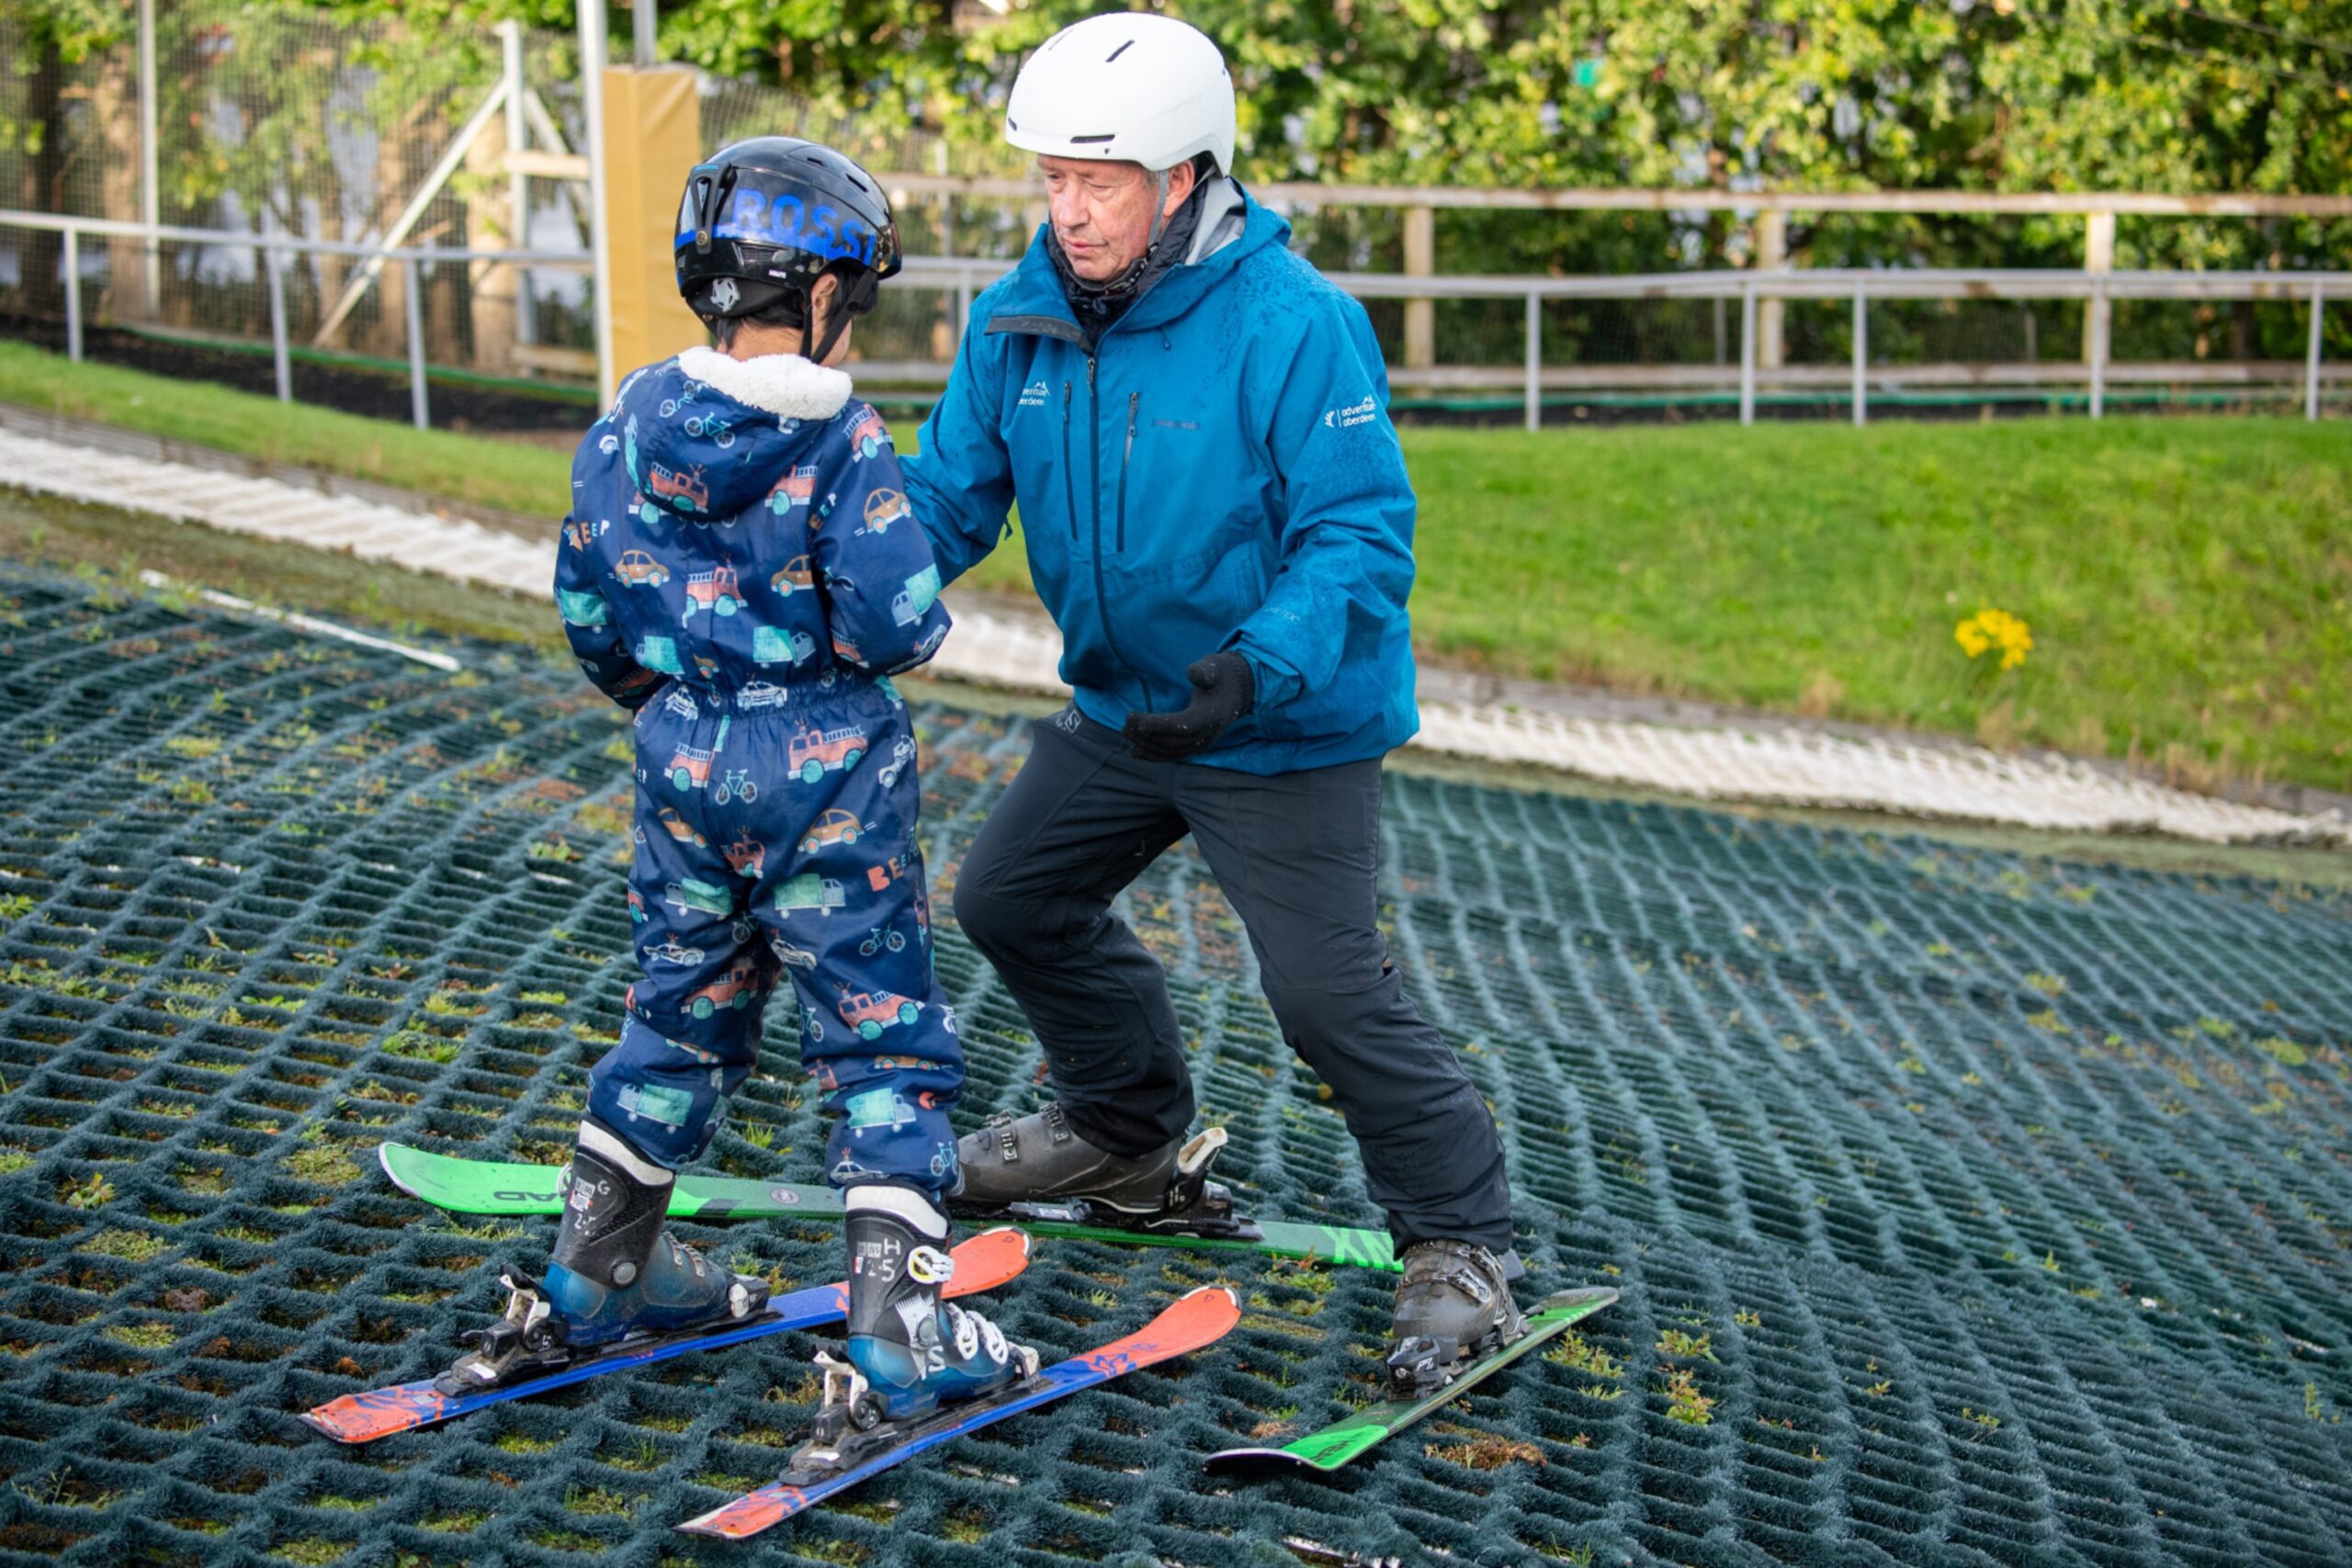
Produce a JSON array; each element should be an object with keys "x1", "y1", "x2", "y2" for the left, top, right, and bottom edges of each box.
[{"x1": 3, "y1": 340, "x2": 2343, "y2": 789}]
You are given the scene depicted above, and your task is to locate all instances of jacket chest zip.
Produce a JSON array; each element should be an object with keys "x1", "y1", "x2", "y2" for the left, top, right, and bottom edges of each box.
[{"x1": 1081, "y1": 348, "x2": 1151, "y2": 710}]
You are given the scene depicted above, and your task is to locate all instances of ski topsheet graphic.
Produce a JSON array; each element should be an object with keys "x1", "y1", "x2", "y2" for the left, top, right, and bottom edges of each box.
[
  {"x1": 379, "y1": 1141, "x2": 1400, "y2": 1271},
  {"x1": 300, "y1": 1228, "x2": 1031, "y2": 1444},
  {"x1": 1204, "y1": 1286, "x2": 1620, "y2": 1475},
  {"x1": 674, "y1": 1285, "x2": 1243, "y2": 1540}
]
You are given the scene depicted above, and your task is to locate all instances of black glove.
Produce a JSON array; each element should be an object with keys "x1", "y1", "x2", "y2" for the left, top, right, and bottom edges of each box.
[{"x1": 1122, "y1": 651, "x2": 1256, "y2": 762}]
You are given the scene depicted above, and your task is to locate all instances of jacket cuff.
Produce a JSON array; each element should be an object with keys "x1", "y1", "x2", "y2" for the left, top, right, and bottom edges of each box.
[{"x1": 1227, "y1": 639, "x2": 1299, "y2": 711}]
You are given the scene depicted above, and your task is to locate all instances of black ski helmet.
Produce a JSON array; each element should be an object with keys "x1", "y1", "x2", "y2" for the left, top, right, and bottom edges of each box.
[{"x1": 675, "y1": 136, "x2": 901, "y2": 362}]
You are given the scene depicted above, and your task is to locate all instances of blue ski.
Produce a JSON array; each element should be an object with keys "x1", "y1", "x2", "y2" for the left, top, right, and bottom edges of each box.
[{"x1": 300, "y1": 1229, "x2": 1030, "y2": 1444}]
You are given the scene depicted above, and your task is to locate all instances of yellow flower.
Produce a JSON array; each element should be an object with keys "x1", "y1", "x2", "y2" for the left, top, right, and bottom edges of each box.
[{"x1": 1955, "y1": 608, "x2": 2031, "y2": 671}]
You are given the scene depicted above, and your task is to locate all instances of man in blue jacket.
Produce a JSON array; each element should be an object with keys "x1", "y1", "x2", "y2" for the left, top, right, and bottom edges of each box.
[{"x1": 902, "y1": 13, "x2": 1521, "y2": 1390}]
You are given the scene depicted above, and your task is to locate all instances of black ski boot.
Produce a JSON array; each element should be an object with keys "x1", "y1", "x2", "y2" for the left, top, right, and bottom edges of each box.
[
  {"x1": 952, "y1": 1103, "x2": 1181, "y2": 1212},
  {"x1": 1385, "y1": 1239, "x2": 1525, "y2": 1394},
  {"x1": 807, "y1": 1186, "x2": 1035, "y2": 1445},
  {"x1": 950, "y1": 1104, "x2": 1249, "y2": 1238},
  {"x1": 538, "y1": 1120, "x2": 767, "y2": 1351}
]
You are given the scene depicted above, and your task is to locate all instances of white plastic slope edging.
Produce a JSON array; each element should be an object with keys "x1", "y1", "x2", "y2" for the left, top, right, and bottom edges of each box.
[{"x1": 0, "y1": 424, "x2": 2339, "y2": 847}]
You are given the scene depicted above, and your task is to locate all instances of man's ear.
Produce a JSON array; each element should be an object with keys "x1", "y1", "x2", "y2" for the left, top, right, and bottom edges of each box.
[{"x1": 1159, "y1": 158, "x2": 1198, "y2": 220}]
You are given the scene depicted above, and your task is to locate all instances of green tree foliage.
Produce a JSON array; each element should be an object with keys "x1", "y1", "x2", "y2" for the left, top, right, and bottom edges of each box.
[{"x1": 8, "y1": 1, "x2": 2345, "y2": 355}]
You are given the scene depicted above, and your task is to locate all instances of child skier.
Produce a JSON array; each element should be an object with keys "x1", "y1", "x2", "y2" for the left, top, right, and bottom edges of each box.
[{"x1": 485, "y1": 136, "x2": 1029, "y2": 1419}]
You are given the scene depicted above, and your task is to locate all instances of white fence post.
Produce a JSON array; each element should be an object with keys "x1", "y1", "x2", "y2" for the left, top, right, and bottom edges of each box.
[
  {"x1": 1851, "y1": 288, "x2": 1867, "y2": 427},
  {"x1": 1524, "y1": 291, "x2": 1542, "y2": 432},
  {"x1": 1738, "y1": 281, "x2": 1757, "y2": 426},
  {"x1": 62, "y1": 227, "x2": 82, "y2": 363},
  {"x1": 405, "y1": 254, "x2": 430, "y2": 431},
  {"x1": 502, "y1": 20, "x2": 535, "y2": 354},
  {"x1": 265, "y1": 233, "x2": 291, "y2": 402},
  {"x1": 2310, "y1": 280, "x2": 2326, "y2": 423},
  {"x1": 2087, "y1": 277, "x2": 2108, "y2": 420},
  {"x1": 580, "y1": 0, "x2": 614, "y2": 406},
  {"x1": 137, "y1": 0, "x2": 160, "y2": 318},
  {"x1": 634, "y1": 0, "x2": 658, "y2": 66}
]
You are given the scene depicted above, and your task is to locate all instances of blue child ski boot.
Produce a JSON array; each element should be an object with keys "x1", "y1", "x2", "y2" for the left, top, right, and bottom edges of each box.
[
  {"x1": 541, "y1": 1119, "x2": 770, "y2": 1349},
  {"x1": 820, "y1": 1185, "x2": 1035, "y2": 1430},
  {"x1": 438, "y1": 1120, "x2": 770, "y2": 1393}
]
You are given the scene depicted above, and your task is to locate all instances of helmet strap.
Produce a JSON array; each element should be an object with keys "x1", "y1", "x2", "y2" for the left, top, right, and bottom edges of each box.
[
  {"x1": 1144, "y1": 168, "x2": 1172, "y2": 253},
  {"x1": 806, "y1": 277, "x2": 854, "y2": 366}
]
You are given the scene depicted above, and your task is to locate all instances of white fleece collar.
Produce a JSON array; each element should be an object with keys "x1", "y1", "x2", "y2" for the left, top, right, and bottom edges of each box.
[{"x1": 677, "y1": 346, "x2": 853, "y2": 422}]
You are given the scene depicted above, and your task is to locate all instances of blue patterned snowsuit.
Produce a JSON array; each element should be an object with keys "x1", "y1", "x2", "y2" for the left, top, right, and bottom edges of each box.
[{"x1": 556, "y1": 348, "x2": 964, "y2": 1196}]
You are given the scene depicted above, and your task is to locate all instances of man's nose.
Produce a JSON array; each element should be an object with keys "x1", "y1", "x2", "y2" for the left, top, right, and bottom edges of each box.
[{"x1": 1047, "y1": 186, "x2": 1089, "y2": 232}]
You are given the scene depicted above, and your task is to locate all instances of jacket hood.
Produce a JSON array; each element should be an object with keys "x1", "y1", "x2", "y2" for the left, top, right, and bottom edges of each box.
[{"x1": 616, "y1": 348, "x2": 854, "y2": 519}]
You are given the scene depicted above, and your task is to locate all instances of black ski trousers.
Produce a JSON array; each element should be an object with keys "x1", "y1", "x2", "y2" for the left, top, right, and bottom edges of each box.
[{"x1": 950, "y1": 704, "x2": 1516, "y2": 1258}]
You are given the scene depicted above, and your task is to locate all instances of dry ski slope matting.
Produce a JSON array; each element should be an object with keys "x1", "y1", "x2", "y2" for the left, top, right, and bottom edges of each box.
[{"x1": 0, "y1": 564, "x2": 2347, "y2": 1568}]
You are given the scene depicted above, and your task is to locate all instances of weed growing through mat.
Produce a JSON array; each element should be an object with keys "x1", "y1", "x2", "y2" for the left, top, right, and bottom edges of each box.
[
  {"x1": 62, "y1": 1173, "x2": 114, "y2": 1210},
  {"x1": 1659, "y1": 1365, "x2": 1714, "y2": 1427}
]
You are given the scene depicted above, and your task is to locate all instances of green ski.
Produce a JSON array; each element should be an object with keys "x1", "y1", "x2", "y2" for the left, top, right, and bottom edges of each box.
[
  {"x1": 1203, "y1": 1286, "x2": 1620, "y2": 1475},
  {"x1": 377, "y1": 1140, "x2": 1401, "y2": 1272}
]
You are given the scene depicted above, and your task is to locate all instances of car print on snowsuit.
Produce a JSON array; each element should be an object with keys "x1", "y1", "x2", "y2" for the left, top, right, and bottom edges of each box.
[
  {"x1": 848, "y1": 408, "x2": 891, "y2": 460},
  {"x1": 775, "y1": 873, "x2": 846, "y2": 916},
  {"x1": 614, "y1": 549, "x2": 670, "y2": 586},
  {"x1": 861, "y1": 488, "x2": 908, "y2": 536},
  {"x1": 788, "y1": 722, "x2": 865, "y2": 784},
  {"x1": 772, "y1": 555, "x2": 816, "y2": 596},
  {"x1": 688, "y1": 961, "x2": 760, "y2": 1020},
  {"x1": 724, "y1": 829, "x2": 765, "y2": 878},
  {"x1": 839, "y1": 987, "x2": 922, "y2": 1040},
  {"x1": 684, "y1": 562, "x2": 744, "y2": 622},
  {"x1": 752, "y1": 626, "x2": 818, "y2": 667},
  {"x1": 801, "y1": 808, "x2": 863, "y2": 852},
  {"x1": 649, "y1": 461, "x2": 709, "y2": 513},
  {"x1": 768, "y1": 464, "x2": 818, "y2": 513},
  {"x1": 665, "y1": 878, "x2": 732, "y2": 918}
]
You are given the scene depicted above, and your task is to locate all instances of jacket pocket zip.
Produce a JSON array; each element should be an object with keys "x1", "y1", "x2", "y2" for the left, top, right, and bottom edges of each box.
[
  {"x1": 1059, "y1": 381, "x2": 1077, "y2": 540},
  {"x1": 1115, "y1": 392, "x2": 1139, "y2": 554}
]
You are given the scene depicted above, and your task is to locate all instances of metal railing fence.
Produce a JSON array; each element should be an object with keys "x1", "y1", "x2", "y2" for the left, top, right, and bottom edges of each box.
[
  {"x1": 3, "y1": 209, "x2": 2338, "y2": 434},
  {"x1": 1, "y1": 210, "x2": 592, "y2": 431},
  {"x1": 888, "y1": 257, "x2": 2346, "y2": 429}
]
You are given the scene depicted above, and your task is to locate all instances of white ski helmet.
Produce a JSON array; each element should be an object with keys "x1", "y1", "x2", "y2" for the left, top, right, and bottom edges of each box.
[{"x1": 1004, "y1": 13, "x2": 1236, "y2": 175}]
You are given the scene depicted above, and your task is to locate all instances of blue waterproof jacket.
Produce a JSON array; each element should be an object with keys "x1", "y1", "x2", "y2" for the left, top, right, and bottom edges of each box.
[
  {"x1": 558, "y1": 349, "x2": 952, "y2": 705},
  {"x1": 902, "y1": 188, "x2": 1419, "y2": 773}
]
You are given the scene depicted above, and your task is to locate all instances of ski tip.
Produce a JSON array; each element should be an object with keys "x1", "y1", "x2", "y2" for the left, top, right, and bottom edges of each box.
[
  {"x1": 1201, "y1": 1445, "x2": 1308, "y2": 1476},
  {"x1": 1537, "y1": 1284, "x2": 1622, "y2": 1314},
  {"x1": 946, "y1": 1226, "x2": 1033, "y2": 1295},
  {"x1": 674, "y1": 1482, "x2": 807, "y2": 1539},
  {"x1": 376, "y1": 1140, "x2": 411, "y2": 1192},
  {"x1": 299, "y1": 1385, "x2": 443, "y2": 1445},
  {"x1": 1150, "y1": 1284, "x2": 1244, "y2": 1346}
]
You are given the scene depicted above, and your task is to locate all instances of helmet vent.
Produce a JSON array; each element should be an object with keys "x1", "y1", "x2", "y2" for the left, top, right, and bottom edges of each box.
[
  {"x1": 1105, "y1": 39, "x2": 1134, "y2": 62},
  {"x1": 1069, "y1": 133, "x2": 1115, "y2": 144}
]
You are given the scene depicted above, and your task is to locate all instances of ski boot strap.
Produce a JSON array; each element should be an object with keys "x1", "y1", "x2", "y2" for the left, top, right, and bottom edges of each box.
[
  {"x1": 1399, "y1": 1238, "x2": 1501, "y2": 1303},
  {"x1": 986, "y1": 1101, "x2": 1073, "y2": 1164}
]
